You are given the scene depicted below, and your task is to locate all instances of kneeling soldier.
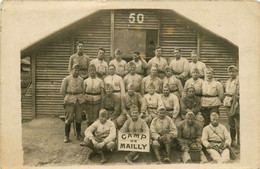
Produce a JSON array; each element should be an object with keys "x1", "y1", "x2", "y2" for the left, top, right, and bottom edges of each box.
[
  {"x1": 83, "y1": 109, "x2": 116, "y2": 163},
  {"x1": 60, "y1": 64, "x2": 85, "y2": 143},
  {"x1": 177, "y1": 112, "x2": 208, "y2": 163},
  {"x1": 150, "y1": 106, "x2": 178, "y2": 164},
  {"x1": 120, "y1": 105, "x2": 149, "y2": 164}
]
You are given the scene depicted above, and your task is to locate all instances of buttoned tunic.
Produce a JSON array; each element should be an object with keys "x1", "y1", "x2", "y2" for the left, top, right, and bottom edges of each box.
[{"x1": 109, "y1": 59, "x2": 128, "y2": 77}]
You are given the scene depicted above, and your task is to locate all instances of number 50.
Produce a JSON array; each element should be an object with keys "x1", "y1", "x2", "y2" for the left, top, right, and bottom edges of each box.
[{"x1": 129, "y1": 13, "x2": 144, "y2": 24}]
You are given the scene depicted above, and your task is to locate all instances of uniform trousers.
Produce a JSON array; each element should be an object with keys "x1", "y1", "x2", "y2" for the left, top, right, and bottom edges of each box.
[
  {"x1": 64, "y1": 100, "x2": 83, "y2": 124},
  {"x1": 84, "y1": 136, "x2": 115, "y2": 152},
  {"x1": 206, "y1": 148, "x2": 230, "y2": 163}
]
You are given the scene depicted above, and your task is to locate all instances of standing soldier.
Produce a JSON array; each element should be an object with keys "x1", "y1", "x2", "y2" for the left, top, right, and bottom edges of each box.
[
  {"x1": 223, "y1": 65, "x2": 240, "y2": 148},
  {"x1": 101, "y1": 83, "x2": 121, "y2": 128},
  {"x1": 177, "y1": 112, "x2": 208, "y2": 163},
  {"x1": 150, "y1": 106, "x2": 178, "y2": 164},
  {"x1": 147, "y1": 46, "x2": 168, "y2": 79},
  {"x1": 82, "y1": 109, "x2": 116, "y2": 163},
  {"x1": 68, "y1": 41, "x2": 90, "y2": 80},
  {"x1": 130, "y1": 51, "x2": 148, "y2": 76},
  {"x1": 83, "y1": 64, "x2": 104, "y2": 127},
  {"x1": 189, "y1": 50, "x2": 206, "y2": 79},
  {"x1": 180, "y1": 85, "x2": 204, "y2": 126},
  {"x1": 90, "y1": 47, "x2": 108, "y2": 79},
  {"x1": 123, "y1": 61, "x2": 142, "y2": 93},
  {"x1": 104, "y1": 64, "x2": 125, "y2": 98},
  {"x1": 183, "y1": 68, "x2": 204, "y2": 97},
  {"x1": 109, "y1": 48, "x2": 128, "y2": 77},
  {"x1": 161, "y1": 84, "x2": 181, "y2": 125},
  {"x1": 117, "y1": 84, "x2": 146, "y2": 128},
  {"x1": 120, "y1": 105, "x2": 149, "y2": 164},
  {"x1": 141, "y1": 66, "x2": 162, "y2": 96},
  {"x1": 162, "y1": 66, "x2": 183, "y2": 99},
  {"x1": 202, "y1": 113, "x2": 231, "y2": 163},
  {"x1": 201, "y1": 67, "x2": 224, "y2": 126},
  {"x1": 143, "y1": 83, "x2": 164, "y2": 123},
  {"x1": 60, "y1": 64, "x2": 85, "y2": 143},
  {"x1": 169, "y1": 48, "x2": 190, "y2": 85}
]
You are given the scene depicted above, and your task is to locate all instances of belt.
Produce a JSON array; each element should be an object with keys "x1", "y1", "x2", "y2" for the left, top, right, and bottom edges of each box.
[
  {"x1": 203, "y1": 95, "x2": 218, "y2": 98},
  {"x1": 208, "y1": 140, "x2": 222, "y2": 143},
  {"x1": 85, "y1": 92, "x2": 101, "y2": 96},
  {"x1": 195, "y1": 94, "x2": 202, "y2": 97},
  {"x1": 106, "y1": 108, "x2": 115, "y2": 111},
  {"x1": 67, "y1": 92, "x2": 82, "y2": 95},
  {"x1": 170, "y1": 89, "x2": 178, "y2": 93},
  {"x1": 113, "y1": 90, "x2": 120, "y2": 93},
  {"x1": 225, "y1": 94, "x2": 233, "y2": 97},
  {"x1": 148, "y1": 107, "x2": 157, "y2": 109},
  {"x1": 172, "y1": 72, "x2": 181, "y2": 75},
  {"x1": 158, "y1": 70, "x2": 165, "y2": 73},
  {"x1": 166, "y1": 108, "x2": 173, "y2": 111}
]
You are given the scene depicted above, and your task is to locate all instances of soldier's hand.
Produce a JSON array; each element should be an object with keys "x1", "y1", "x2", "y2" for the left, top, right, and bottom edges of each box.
[
  {"x1": 208, "y1": 143, "x2": 214, "y2": 148},
  {"x1": 92, "y1": 140, "x2": 99, "y2": 147},
  {"x1": 198, "y1": 144, "x2": 202, "y2": 149},
  {"x1": 126, "y1": 114, "x2": 131, "y2": 119},
  {"x1": 181, "y1": 145, "x2": 189, "y2": 151}
]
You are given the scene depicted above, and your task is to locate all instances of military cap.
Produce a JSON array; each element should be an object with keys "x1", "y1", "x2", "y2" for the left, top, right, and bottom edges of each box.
[
  {"x1": 186, "y1": 111, "x2": 195, "y2": 118},
  {"x1": 210, "y1": 112, "x2": 219, "y2": 119},
  {"x1": 115, "y1": 48, "x2": 122, "y2": 55},
  {"x1": 155, "y1": 45, "x2": 161, "y2": 50},
  {"x1": 191, "y1": 67, "x2": 199, "y2": 73},
  {"x1": 151, "y1": 64, "x2": 159, "y2": 70},
  {"x1": 76, "y1": 40, "x2": 84, "y2": 46},
  {"x1": 109, "y1": 63, "x2": 116, "y2": 69},
  {"x1": 157, "y1": 105, "x2": 166, "y2": 111},
  {"x1": 206, "y1": 66, "x2": 214, "y2": 73},
  {"x1": 99, "y1": 108, "x2": 108, "y2": 116},
  {"x1": 164, "y1": 66, "x2": 171, "y2": 71},
  {"x1": 173, "y1": 47, "x2": 181, "y2": 52},
  {"x1": 163, "y1": 83, "x2": 170, "y2": 89},
  {"x1": 227, "y1": 65, "x2": 238, "y2": 72},
  {"x1": 130, "y1": 105, "x2": 139, "y2": 112},
  {"x1": 128, "y1": 61, "x2": 136, "y2": 67},
  {"x1": 88, "y1": 64, "x2": 96, "y2": 71},
  {"x1": 186, "y1": 84, "x2": 195, "y2": 90},
  {"x1": 72, "y1": 64, "x2": 80, "y2": 70},
  {"x1": 105, "y1": 83, "x2": 113, "y2": 89},
  {"x1": 148, "y1": 83, "x2": 155, "y2": 89},
  {"x1": 134, "y1": 51, "x2": 140, "y2": 55},
  {"x1": 98, "y1": 47, "x2": 105, "y2": 52},
  {"x1": 127, "y1": 83, "x2": 134, "y2": 89},
  {"x1": 191, "y1": 50, "x2": 198, "y2": 55}
]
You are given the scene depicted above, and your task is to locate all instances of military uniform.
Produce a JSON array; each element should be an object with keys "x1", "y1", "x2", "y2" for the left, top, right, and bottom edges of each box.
[
  {"x1": 84, "y1": 76, "x2": 104, "y2": 124},
  {"x1": 161, "y1": 93, "x2": 181, "y2": 125},
  {"x1": 169, "y1": 57, "x2": 190, "y2": 85},
  {"x1": 189, "y1": 61, "x2": 206, "y2": 79},
  {"x1": 123, "y1": 73, "x2": 142, "y2": 93},
  {"x1": 147, "y1": 56, "x2": 168, "y2": 79},
  {"x1": 90, "y1": 58, "x2": 108, "y2": 79},
  {"x1": 162, "y1": 75, "x2": 183, "y2": 98},
  {"x1": 68, "y1": 53, "x2": 90, "y2": 79},
  {"x1": 109, "y1": 58, "x2": 128, "y2": 77},
  {"x1": 130, "y1": 58, "x2": 148, "y2": 76},
  {"x1": 104, "y1": 74, "x2": 125, "y2": 98},
  {"x1": 183, "y1": 77, "x2": 203, "y2": 97},
  {"x1": 141, "y1": 75, "x2": 162, "y2": 95},
  {"x1": 144, "y1": 92, "x2": 164, "y2": 120},
  {"x1": 177, "y1": 120, "x2": 207, "y2": 163},
  {"x1": 117, "y1": 92, "x2": 146, "y2": 127},
  {"x1": 202, "y1": 123, "x2": 231, "y2": 163}
]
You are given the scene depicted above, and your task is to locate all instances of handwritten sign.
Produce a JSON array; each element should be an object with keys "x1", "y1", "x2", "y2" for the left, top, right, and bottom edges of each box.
[{"x1": 117, "y1": 131, "x2": 150, "y2": 152}]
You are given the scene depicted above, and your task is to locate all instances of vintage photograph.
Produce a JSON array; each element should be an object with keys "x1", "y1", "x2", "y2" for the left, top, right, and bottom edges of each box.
[{"x1": 20, "y1": 8, "x2": 241, "y2": 166}]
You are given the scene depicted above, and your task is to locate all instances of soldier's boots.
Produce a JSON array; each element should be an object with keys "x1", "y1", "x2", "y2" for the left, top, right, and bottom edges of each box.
[
  {"x1": 153, "y1": 147, "x2": 163, "y2": 164},
  {"x1": 100, "y1": 151, "x2": 107, "y2": 164},
  {"x1": 164, "y1": 144, "x2": 172, "y2": 163},
  {"x1": 64, "y1": 124, "x2": 71, "y2": 143},
  {"x1": 76, "y1": 123, "x2": 84, "y2": 141},
  {"x1": 230, "y1": 129, "x2": 237, "y2": 147}
]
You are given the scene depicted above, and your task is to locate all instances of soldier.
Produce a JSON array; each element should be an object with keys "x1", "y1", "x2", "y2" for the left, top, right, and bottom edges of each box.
[
  {"x1": 202, "y1": 112, "x2": 231, "y2": 163},
  {"x1": 104, "y1": 64, "x2": 125, "y2": 98},
  {"x1": 177, "y1": 112, "x2": 208, "y2": 163},
  {"x1": 180, "y1": 84, "x2": 204, "y2": 126},
  {"x1": 130, "y1": 51, "x2": 148, "y2": 76},
  {"x1": 161, "y1": 84, "x2": 181, "y2": 125},
  {"x1": 141, "y1": 66, "x2": 162, "y2": 96},
  {"x1": 223, "y1": 65, "x2": 240, "y2": 148},
  {"x1": 201, "y1": 67, "x2": 224, "y2": 126},
  {"x1": 162, "y1": 66, "x2": 183, "y2": 99},
  {"x1": 143, "y1": 83, "x2": 164, "y2": 123},
  {"x1": 83, "y1": 64, "x2": 104, "y2": 127},
  {"x1": 120, "y1": 105, "x2": 149, "y2": 164},
  {"x1": 109, "y1": 48, "x2": 128, "y2": 77},
  {"x1": 60, "y1": 64, "x2": 85, "y2": 143},
  {"x1": 147, "y1": 46, "x2": 168, "y2": 79},
  {"x1": 183, "y1": 68, "x2": 204, "y2": 98},
  {"x1": 169, "y1": 48, "x2": 190, "y2": 85},
  {"x1": 83, "y1": 109, "x2": 116, "y2": 163},
  {"x1": 189, "y1": 50, "x2": 206, "y2": 79},
  {"x1": 123, "y1": 61, "x2": 142, "y2": 93},
  {"x1": 117, "y1": 84, "x2": 146, "y2": 128},
  {"x1": 90, "y1": 47, "x2": 108, "y2": 79},
  {"x1": 68, "y1": 41, "x2": 90, "y2": 80},
  {"x1": 150, "y1": 106, "x2": 178, "y2": 164},
  {"x1": 101, "y1": 83, "x2": 121, "y2": 128}
]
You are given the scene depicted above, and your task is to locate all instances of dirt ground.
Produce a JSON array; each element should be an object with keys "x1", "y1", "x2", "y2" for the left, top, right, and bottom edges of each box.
[{"x1": 22, "y1": 117, "x2": 240, "y2": 166}]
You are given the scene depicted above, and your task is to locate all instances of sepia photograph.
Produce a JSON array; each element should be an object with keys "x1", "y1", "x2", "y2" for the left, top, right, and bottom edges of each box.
[{"x1": 1, "y1": 1, "x2": 260, "y2": 169}]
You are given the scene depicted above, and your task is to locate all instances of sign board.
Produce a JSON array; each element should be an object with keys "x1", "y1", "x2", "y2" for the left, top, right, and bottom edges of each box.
[{"x1": 117, "y1": 130, "x2": 150, "y2": 152}]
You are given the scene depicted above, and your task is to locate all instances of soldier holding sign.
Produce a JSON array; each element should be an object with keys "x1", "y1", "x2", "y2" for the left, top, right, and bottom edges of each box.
[
  {"x1": 120, "y1": 105, "x2": 149, "y2": 164},
  {"x1": 150, "y1": 106, "x2": 178, "y2": 164}
]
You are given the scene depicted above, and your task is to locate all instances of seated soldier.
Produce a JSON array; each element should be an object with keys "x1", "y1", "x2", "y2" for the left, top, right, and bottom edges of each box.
[
  {"x1": 183, "y1": 68, "x2": 204, "y2": 98},
  {"x1": 161, "y1": 84, "x2": 182, "y2": 125},
  {"x1": 82, "y1": 109, "x2": 116, "y2": 163},
  {"x1": 101, "y1": 83, "x2": 121, "y2": 128},
  {"x1": 180, "y1": 84, "x2": 204, "y2": 126},
  {"x1": 150, "y1": 106, "x2": 178, "y2": 164},
  {"x1": 202, "y1": 112, "x2": 231, "y2": 163},
  {"x1": 162, "y1": 66, "x2": 183, "y2": 99},
  {"x1": 120, "y1": 105, "x2": 149, "y2": 165},
  {"x1": 142, "y1": 83, "x2": 164, "y2": 125},
  {"x1": 117, "y1": 83, "x2": 146, "y2": 129},
  {"x1": 177, "y1": 112, "x2": 208, "y2": 163},
  {"x1": 123, "y1": 61, "x2": 142, "y2": 93}
]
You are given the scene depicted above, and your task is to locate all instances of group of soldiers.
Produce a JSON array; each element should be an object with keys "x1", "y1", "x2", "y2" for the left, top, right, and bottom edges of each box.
[{"x1": 60, "y1": 41, "x2": 240, "y2": 164}]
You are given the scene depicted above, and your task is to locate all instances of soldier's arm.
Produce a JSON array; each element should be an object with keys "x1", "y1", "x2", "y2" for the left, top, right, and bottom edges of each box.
[
  {"x1": 60, "y1": 77, "x2": 68, "y2": 98},
  {"x1": 120, "y1": 78, "x2": 125, "y2": 97},
  {"x1": 85, "y1": 121, "x2": 98, "y2": 140},
  {"x1": 142, "y1": 120, "x2": 149, "y2": 133},
  {"x1": 195, "y1": 123, "x2": 203, "y2": 145},
  {"x1": 223, "y1": 125, "x2": 231, "y2": 147},
  {"x1": 177, "y1": 79, "x2": 183, "y2": 97},
  {"x1": 141, "y1": 78, "x2": 145, "y2": 96},
  {"x1": 217, "y1": 81, "x2": 225, "y2": 102},
  {"x1": 201, "y1": 127, "x2": 210, "y2": 148},
  {"x1": 112, "y1": 95, "x2": 121, "y2": 118},
  {"x1": 121, "y1": 96, "x2": 128, "y2": 115},
  {"x1": 123, "y1": 62, "x2": 129, "y2": 76},
  {"x1": 120, "y1": 120, "x2": 130, "y2": 132},
  {"x1": 68, "y1": 56, "x2": 73, "y2": 72},
  {"x1": 172, "y1": 95, "x2": 180, "y2": 119},
  {"x1": 103, "y1": 121, "x2": 116, "y2": 143},
  {"x1": 150, "y1": 120, "x2": 160, "y2": 140},
  {"x1": 176, "y1": 123, "x2": 184, "y2": 147},
  {"x1": 140, "y1": 57, "x2": 148, "y2": 69},
  {"x1": 191, "y1": 98, "x2": 201, "y2": 114},
  {"x1": 182, "y1": 80, "x2": 189, "y2": 97},
  {"x1": 138, "y1": 93, "x2": 147, "y2": 113},
  {"x1": 180, "y1": 59, "x2": 190, "y2": 78},
  {"x1": 169, "y1": 118, "x2": 178, "y2": 138},
  {"x1": 180, "y1": 98, "x2": 187, "y2": 116}
]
